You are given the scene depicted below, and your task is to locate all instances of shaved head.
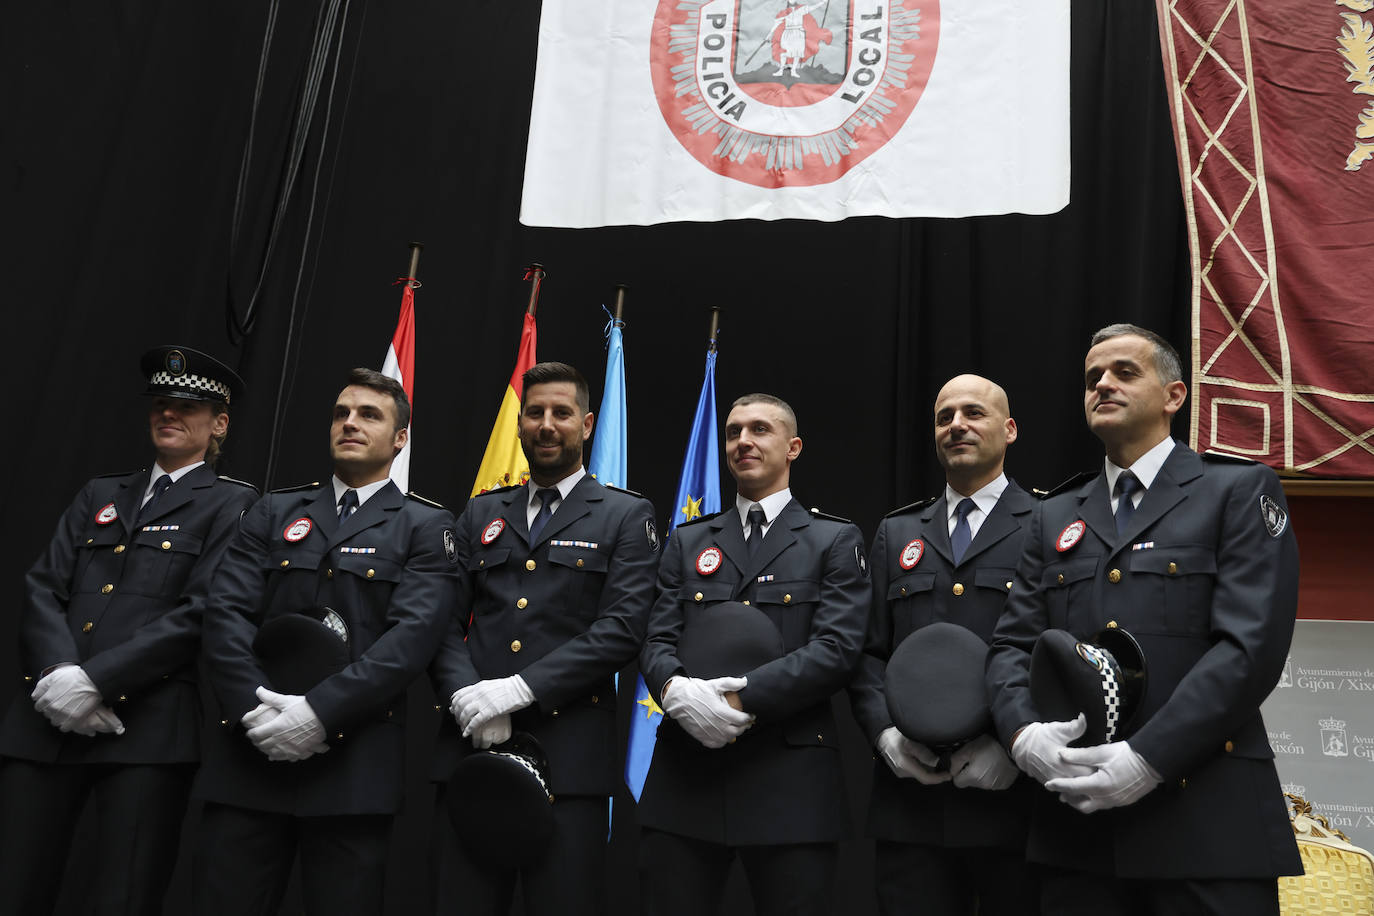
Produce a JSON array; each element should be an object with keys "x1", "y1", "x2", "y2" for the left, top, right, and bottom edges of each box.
[
  {"x1": 935, "y1": 374, "x2": 1011, "y2": 420},
  {"x1": 933, "y1": 374, "x2": 1017, "y2": 495}
]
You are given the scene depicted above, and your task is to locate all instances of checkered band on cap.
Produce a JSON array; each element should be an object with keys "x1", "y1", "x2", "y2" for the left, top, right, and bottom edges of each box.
[
  {"x1": 1080, "y1": 643, "x2": 1123, "y2": 741},
  {"x1": 148, "y1": 370, "x2": 232, "y2": 403},
  {"x1": 488, "y1": 748, "x2": 552, "y2": 801}
]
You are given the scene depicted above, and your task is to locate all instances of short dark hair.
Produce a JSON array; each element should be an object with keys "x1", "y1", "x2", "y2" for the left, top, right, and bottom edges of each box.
[
  {"x1": 1090, "y1": 323, "x2": 1183, "y2": 385},
  {"x1": 729, "y1": 393, "x2": 799, "y2": 437},
  {"x1": 344, "y1": 367, "x2": 411, "y2": 431},
  {"x1": 522, "y1": 362, "x2": 590, "y2": 413}
]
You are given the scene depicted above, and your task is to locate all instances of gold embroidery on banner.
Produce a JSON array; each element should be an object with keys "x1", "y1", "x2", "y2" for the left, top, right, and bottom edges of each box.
[{"x1": 1338, "y1": 9, "x2": 1374, "y2": 168}]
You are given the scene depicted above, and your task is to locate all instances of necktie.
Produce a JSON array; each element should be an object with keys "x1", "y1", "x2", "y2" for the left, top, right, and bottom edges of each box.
[
  {"x1": 529, "y1": 488, "x2": 558, "y2": 543},
  {"x1": 1114, "y1": 472, "x2": 1139, "y2": 536},
  {"x1": 338, "y1": 489, "x2": 359, "y2": 523},
  {"x1": 746, "y1": 505, "x2": 766, "y2": 557},
  {"x1": 951, "y1": 497, "x2": 976, "y2": 566},
  {"x1": 138, "y1": 474, "x2": 173, "y2": 523}
]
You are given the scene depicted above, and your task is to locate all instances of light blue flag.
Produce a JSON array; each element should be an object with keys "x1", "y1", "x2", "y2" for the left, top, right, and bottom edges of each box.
[
  {"x1": 588, "y1": 318, "x2": 627, "y2": 488},
  {"x1": 625, "y1": 347, "x2": 721, "y2": 801}
]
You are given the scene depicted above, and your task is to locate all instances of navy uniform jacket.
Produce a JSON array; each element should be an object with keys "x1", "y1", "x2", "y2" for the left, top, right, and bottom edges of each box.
[
  {"x1": 849, "y1": 482, "x2": 1036, "y2": 849},
  {"x1": 429, "y1": 476, "x2": 659, "y2": 797},
  {"x1": 637, "y1": 498, "x2": 869, "y2": 846},
  {"x1": 196, "y1": 480, "x2": 457, "y2": 816},
  {"x1": 987, "y1": 444, "x2": 1302, "y2": 878},
  {"x1": 1, "y1": 465, "x2": 257, "y2": 765}
]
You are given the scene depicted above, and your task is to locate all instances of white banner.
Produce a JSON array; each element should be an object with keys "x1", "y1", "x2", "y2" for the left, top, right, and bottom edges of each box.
[{"x1": 520, "y1": 0, "x2": 1070, "y2": 227}]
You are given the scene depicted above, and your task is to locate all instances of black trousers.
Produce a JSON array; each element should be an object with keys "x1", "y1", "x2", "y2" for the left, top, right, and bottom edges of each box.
[
  {"x1": 192, "y1": 802, "x2": 392, "y2": 916},
  {"x1": 874, "y1": 840, "x2": 1037, "y2": 916},
  {"x1": 638, "y1": 828, "x2": 838, "y2": 916},
  {"x1": 431, "y1": 790, "x2": 608, "y2": 916},
  {"x1": 0, "y1": 757, "x2": 194, "y2": 916},
  {"x1": 1040, "y1": 866, "x2": 1280, "y2": 916}
]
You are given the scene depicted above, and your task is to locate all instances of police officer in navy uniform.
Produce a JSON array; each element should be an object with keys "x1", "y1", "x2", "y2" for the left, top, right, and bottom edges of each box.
[
  {"x1": 193, "y1": 367, "x2": 457, "y2": 916},
  {"x1": 850, "y1": 374, "x2": 1038, "y2": 915},
  {"x1": 428, "y1": 361, "x2": 658, "y2": 916},
  {"x1": 637, "y1": 393, "x2": 869, "y2": 916},
  {"x1": 987, "y1": 324, "x2": 1302, "y2": 914},
  {"x1": 0, "y1": 345, "x2": 257, "y2": 916}
]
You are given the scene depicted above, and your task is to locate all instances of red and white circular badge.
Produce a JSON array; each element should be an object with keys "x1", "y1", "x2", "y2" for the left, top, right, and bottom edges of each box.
[
  {"x1": 1056, "y1": 520, "x2": 1086, "y2": 553},
  {"x1": 696, "y1": 546, "x2": 724, "y2": 575},
  {"x1": 95, "y1": 503, "x2": 119, "y2": 525},
  {"x1": 481, "y1": 518, "x2": 506, "y2": 545},
  {"x1": 283, "y1": 518, "x2": 312, "y2": 542},
  {"x1": 898, "y1": 538, "x2": 924, "y2": 570},
  {"x1": 649, "y1": 0, "x2": 941, "y2": 188}
]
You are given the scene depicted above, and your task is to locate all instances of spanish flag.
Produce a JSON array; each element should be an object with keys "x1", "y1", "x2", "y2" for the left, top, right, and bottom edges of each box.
[{"x1": 470, "y1": 311, "x2": 538, "y2": 496}]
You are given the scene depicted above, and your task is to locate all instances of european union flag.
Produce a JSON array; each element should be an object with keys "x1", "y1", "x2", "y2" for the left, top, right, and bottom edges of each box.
[
  {"x1": 588, "y1": 317, "x2": 627, "y2": 488},
  {"x1": 625, "y1": 347, "x2": 721, "y2": 801}
]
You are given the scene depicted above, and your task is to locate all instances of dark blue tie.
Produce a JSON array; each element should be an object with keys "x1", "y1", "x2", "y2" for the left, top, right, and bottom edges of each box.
[
  {"x1": 138, "y1": 474, "x2": 173, "y2": 523},
  {"x1": 529, "y1": 488, "x2": 558, "y2": 543},
  {"x1": 746, "y1": 506, "x2": 766, "y2": 557},
  {"x1": 1114, "y1": 472, "x2": 1139, "y2": 536},
  {"x1": 338, "y1": 489, "x2": 359, "y2": 522},
  {"x1": 951, "y1": 498, "x2": 976, "y2": 566}
]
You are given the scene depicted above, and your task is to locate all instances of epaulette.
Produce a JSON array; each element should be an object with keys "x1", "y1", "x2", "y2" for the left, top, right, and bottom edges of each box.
[
  {"x1": 96, "y1": 470, "x2": 140, "y2": 479},
  {"x1": 218, "y1": 475, "x2": 260, "y2": 492},
  {"x1": 808, "y1": 507, "x2": 852, "y2": 524},
  {"x1": 475, "y1": 484, "x2": 523, "y2": 496},
  {"x1": 678, "y1": 510, "x2": 721, "y2": 527},
  {"x1": 270, "y1": 481, "x2": 323, "y2": 494},
  {"x1": 603, "y1": 483, "x2": 645, "y2": 499},
  {"x1": 1042, "y1": 470, "x2": 1098, "y2": 498},
  {"x1": 407, "y1": 491, "x2": 446, "y2": 510},
  {"x1": 883, "y1": 495, "x2": 939, "y2": 519},
  {"x1": 1201, "y1": 450, "x2": 1256, "y2": 464}
]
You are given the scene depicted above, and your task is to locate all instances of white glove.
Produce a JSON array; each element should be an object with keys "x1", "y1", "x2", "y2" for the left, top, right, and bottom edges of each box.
[
  {"x1": 451, "y1": 676, "x2": 536, "y2": 737},
  {"x1": 877, "y1": 726, "x2": 950, "y2": 785},
  {"x1": 245, "y1": 687, "x2": 329, "y2": 762},
  {"x1": 1044, "y1": 741, "x2": 1162, "y2": 813},
  {"x1": 662, "y1": 676, "x2": 754, "y2": 749},
  {"x1": 79, "y1": 706, "x2": 126, "y2": 736},
  {"x1": 470, "y1": 714, "x2": 512, "y2": 750},
  {"x1": 950, "y1": 733, "x2": 1019, "y2": 791},
  {"x1": 1010, "y1": 714, "x2": 1094, "y2": 785},
  {"x1": 32, "y1": 664, "x2": 104, "y2": 731},
  {"x1": 240, "y1": 701, "x2": 279, "y2": 730}
]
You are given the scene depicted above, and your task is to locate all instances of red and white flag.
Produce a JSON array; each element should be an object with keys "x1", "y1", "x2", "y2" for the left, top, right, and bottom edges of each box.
[
  {"x1": 381, "y1": 279, "x2": 416, "y2": 491},
  {"x1": 520, "y1": 0, "x2": 1070, "y2": 227}
]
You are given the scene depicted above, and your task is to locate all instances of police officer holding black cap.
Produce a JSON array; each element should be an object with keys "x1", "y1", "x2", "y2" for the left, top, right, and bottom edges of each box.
[
  {"x1": 0, "y1": 345, "x2": 257, "y2": 916},
  {"x1": 849, "y1": 373, "x2": 1038, "y2": 916}
]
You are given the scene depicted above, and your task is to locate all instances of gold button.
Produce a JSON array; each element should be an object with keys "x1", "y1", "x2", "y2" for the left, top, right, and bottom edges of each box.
[
  {"x1": 161, "y1": 540, "x2": 172, "y2": 550},
  {"x1": 900, "y1": 587, "x2": 908, "y2": 596},
  {"x1": 101, "y1": 584, "x2": 114, "y2": 594},
  {"x1": 386, "y1": 710, "x2": 393, "y2": 718},
  {"x1": 694, "y1": 592, "x2": 704, "y2": 602},
  {"x1": 479, "y1": 559, "x2": 485, "y2": 567},
  {"x1": 1108, "y1": 569, "x2": 1122, "y2": 583},
  {"x1": 591, "y1": 695, "x2": 599, "y2": 704},
  {"x1": 783, "y1": 594, "x2": 792, "y2": 604},
  {"x1": 1224, "y1": 740, "x2": 1234, "y2": 753},
  {"x1": 86, "y1": 538, "x2": 94, "y2": 545},
  {"x1": 576, "y1": 558, "x2": 584, "y2": 568},
  {"x1": 326, "y1": 569, "x2": 334, "y2": 578},
  {"x1": 366, "y1": 568, "x2": 376, "y2": 578},
  {"x1": 118, "y1": 695, "x2": 127, "y2": 702},
  {"x1": 1056, "y1": 574, "x2": 1065, "y2": 585},
  {"x1": 1006, "y1": 581, "x2": 1013, "y2": 590},
  {"x1": 82, "y1": 622, "x2": 94, "y2": 632},
  {"x1": 510, "y1": 640, "x2": 522, "y2": 653},
  {"x1": 816, "y1": 733, "x2": 824, "y2": 741},
  {"x1": 517, "y1": 598, "x2": 528, "y2": 609},
  {"x1": 952, "y1": 583, "x2": 964, "y2": 596},
  {"x1": 551, "y1": 708, "x2": 559, "y2": 717},
  {"x1": 526, "y1": 559, "x2": 536, "y2": 570},
  {"x1": 336, "y1": 733, "x2": 344, "y2": 740},
  {"x1": 1179, "y1": 778, "x2": 1188, "y2": 789},
  {"x1": 220, "y1": 719, "x2": 229, "y2": 726},
  {"x1": 113, "y1": 545, "x2": 125, "y2": 554},
  {"x1": 742, "y1": 600, "x2": 750, "y2": 605},
  {"x1": 280, "y1": 560, "x2": 290, "y2": 568},
  {"x1": 1106, "y1": 620, "x2": 1118, "y2": 629},
  {"x1": 1168, "y1": 562, "x2": 1178, "y2": 574},
  {"x1": 434, "y1": 704, "x2": 442, "y2": 711},
  {"x1": 23, "y1": 676, "x2": 33, "y2": 682}
]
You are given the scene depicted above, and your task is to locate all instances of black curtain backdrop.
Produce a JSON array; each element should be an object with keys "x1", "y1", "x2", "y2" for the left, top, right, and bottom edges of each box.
[{"x1": 1, "y1": 1, "x2": 1189, "y2": 913}]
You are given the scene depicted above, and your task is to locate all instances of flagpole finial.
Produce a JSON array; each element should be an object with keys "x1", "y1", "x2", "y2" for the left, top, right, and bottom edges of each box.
[
  {"x1": 405, "y1": 242, "x2": 424, "y2": 289},
  {"x1": 613, "y1": 284, "x2": 628, "y2": 322},
  {"x1": 708, "y1": 306, "x2": 722, "y2": 353},
  {"x1": 523, "y1": 263, "x2": 547, "y2": 316}
]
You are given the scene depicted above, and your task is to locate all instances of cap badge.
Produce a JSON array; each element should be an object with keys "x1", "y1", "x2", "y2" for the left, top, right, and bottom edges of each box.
[
  {"x1": 898, "y1": 538, "x2": 924, "y2": 570},
  {"x1": 1056, "y1": 520, "x2": 1086, "y2": 553},
  {"x1": 95, "y1": 503, "x2": 119, "y2": 525},
  {"x1": 696, "y1": 546, "x2": 723, "y2": 576},
  {"x1": 165, "y1": 349, "x2": 186, "y2": 376},
  {"x1": 283, "y1": 517, "x2": 312, "y2": 542},
  {"x1": 481, "y1": 518, "x2": 505, "y2": 544}
]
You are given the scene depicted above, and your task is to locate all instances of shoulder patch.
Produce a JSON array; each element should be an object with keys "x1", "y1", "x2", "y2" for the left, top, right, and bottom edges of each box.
[
  {"x1": 1202, "y1": 450, "x2": 1257, "y2": 464},
  {"x1": 269, "y1": 481, "x2": 323, "y2": 494},
  {"x1": 677, "y1": 510, "x2": 721, "y2": 528},
  {"x1": 808, "y1": 507, "x2": 852, "y2": 524},
  {"x1": 603, "y1": 483, "x2": 646, "y2": 499},
  {"x1": 1044, "y1": 470, "x2": 1098, "y2": 498},
  {"x1": 883, "y1": 495, "x2": 939, "y2": 518},
  {"x1": 406, "y1": 491, "x2": 447, "y2": 510},
  {"x1": 218, "y1": 475, "x2": 260, "y2": 492}
]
